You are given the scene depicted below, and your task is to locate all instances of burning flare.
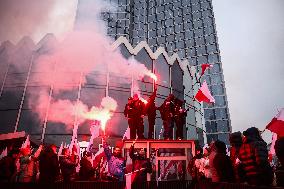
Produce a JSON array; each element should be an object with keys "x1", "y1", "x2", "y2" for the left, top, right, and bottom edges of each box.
[
  {"x1": 83, "y1": 96, "x2": 117, "y2": 133},
  {"x1": 147, "y1": 72, "x2": 158, "y2": 82},
  {"x1": 140, "y1": 97, "x2": 148, "y2": 104}
]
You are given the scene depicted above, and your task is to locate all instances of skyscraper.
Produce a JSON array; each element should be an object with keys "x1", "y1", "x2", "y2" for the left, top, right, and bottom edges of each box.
[{"x1": 99, "y1": 0, "x2": 231, "y2": 144}]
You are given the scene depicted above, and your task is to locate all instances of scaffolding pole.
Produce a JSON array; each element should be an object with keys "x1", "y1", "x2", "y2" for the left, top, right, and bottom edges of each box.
[
  {"x1": 14, "y1": 55, "x2": 34, "y2": 132},
  {"x1": 41, "y1": 62, "x2": 57, "y2": 143},
  {"x1": 0, "y1": 62, "x2": 10, "y2": 98},
  {"x1": 71, "y1": 72, "x2": 84, "y2": 143}
]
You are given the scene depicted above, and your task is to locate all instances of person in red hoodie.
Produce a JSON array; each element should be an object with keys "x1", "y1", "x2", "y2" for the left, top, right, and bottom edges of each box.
[{"x1": 238, "y1": 127, "x2": 273, "y2": 186}]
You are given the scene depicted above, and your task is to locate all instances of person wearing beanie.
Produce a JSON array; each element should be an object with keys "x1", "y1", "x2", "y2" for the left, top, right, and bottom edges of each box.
[
  {"x1": 79, "y1": 151, "x2": 95, "y2": 181},
  {"x1": 212, "y1": 140, "x2": 235, "y2": 183},
  {"x1": 229, "y1": 132, "x2": 245, "y2": 183},
  {"x1": 239, "y1": 127, "x2": 273, "y2": 186}
]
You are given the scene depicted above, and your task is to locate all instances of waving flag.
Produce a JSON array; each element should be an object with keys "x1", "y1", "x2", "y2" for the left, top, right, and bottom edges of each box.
[
  {"x1": 195, "y1": 80, "x2": 215, "y2": 103},
  {"x1": 21, "y1": 135, "x2": 30, "y2": 149},
  {"x1": 201, "y1": 64, "x2": 213, "y2": 76},
  {"x1": 266, "y1": 108, "x2": 284, "y2": 137}
]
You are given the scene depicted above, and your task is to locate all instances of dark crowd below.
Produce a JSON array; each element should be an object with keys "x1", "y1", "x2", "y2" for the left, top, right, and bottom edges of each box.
[{"x1": 0, "y1": 127, "x2": 284, "y2": 189}]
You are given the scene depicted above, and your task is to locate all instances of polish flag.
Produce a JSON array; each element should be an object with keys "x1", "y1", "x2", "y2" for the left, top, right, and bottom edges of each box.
[
  {"x1": 21, "y1": 135, "x2": 30, "y2": 149},
  {"x1": 123, "y1": 127, "x2": 130, "y2": 139},
  {"x1": 195, "y1": 80, "x2": 215, "y2": 103},
  {"x1": 266, "y1": 108, "x2": 284, "y2": 137},
  {"x1": 201, "y1": 64, "x2": 213, "y2": 76}
]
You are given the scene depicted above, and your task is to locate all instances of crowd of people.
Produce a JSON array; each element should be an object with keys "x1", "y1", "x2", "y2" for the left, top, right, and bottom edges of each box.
[
  {"x1": 188, "y1": 127, "x2": 284, "y2": 187},
  {"x1": 124, "y1": 87, "x2": 187, "y2": 140},
  {"x1": 0, "y1": 127, "x2": 283, "y2": 188},
  {"x1": 0, "y1": 137, "x2": 152, "y2": 185}
]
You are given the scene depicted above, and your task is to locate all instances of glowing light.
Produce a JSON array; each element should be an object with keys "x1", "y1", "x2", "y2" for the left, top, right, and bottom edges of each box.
[
  {"x1": 148, "y1": 72, "x2": 158, "y2": 82},
  {"x1": 140, "y1": 97, "x2": 148, "y2": 104},
  {"x1": 83, "y1": 97, "x2": 117, "y2": 134}
]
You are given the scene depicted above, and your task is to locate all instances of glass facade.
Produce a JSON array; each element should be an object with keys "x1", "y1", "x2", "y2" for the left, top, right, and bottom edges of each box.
[
  {"x1": 100, "y1": 0, "x2": 231, "y2": 144},
  {"x1": 0, "y1": 33, "x2": 203, "y2": 146}
]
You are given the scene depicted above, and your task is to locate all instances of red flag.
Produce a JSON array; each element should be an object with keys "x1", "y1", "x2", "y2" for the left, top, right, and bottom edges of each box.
[
  {"x1": 201, "y1": 64, "x2": 213, "y2": 76},
  {"x1": 266, "y1": 108, "x2": 284, "y2": 137},
  {"x1": 195, "y1": 80, "x2": 215, "y2": 103}
]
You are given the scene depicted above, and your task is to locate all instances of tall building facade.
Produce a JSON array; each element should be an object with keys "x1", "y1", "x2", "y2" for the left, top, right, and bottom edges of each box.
[{"x1": 98, "y1": 0, "x2": 231, "y2": 144}]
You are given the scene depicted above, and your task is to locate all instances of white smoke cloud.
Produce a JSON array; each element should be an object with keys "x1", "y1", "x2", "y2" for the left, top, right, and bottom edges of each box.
[{"x1": 0, "y1": 0, "x2": 77, "y2": 44}]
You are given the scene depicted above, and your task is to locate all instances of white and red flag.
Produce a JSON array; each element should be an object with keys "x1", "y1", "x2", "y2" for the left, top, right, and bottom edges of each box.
[
  {"x1": 21, "y1": 135, "x2": 30, "y2": 149},
  {"x1": 201, "y1": 64, "x2": 213, "y2": 76},
  {"x1": 266, "y1": 108, "x2": 284, "y2": 137},
  {"x1": 195, "y1": 80, "x2": 215, "y2": 103},
  {"x1": 123, "y1": 127, "x2": 130, "y2": 139}
]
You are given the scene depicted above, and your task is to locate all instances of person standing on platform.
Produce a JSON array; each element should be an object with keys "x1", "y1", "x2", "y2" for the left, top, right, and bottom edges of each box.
[
  {"x1": 173, "y1": 98, "x2": 187, "y2": 140},
  {"x1": 124, "y1": 94, "x2": 145, "y2": 139},
  {"x1": 158, "y1": 94, "x2": 175, "y2": 139},
  {"x1": 144, "y1": 86, "x2": 157, "y2": 139}
]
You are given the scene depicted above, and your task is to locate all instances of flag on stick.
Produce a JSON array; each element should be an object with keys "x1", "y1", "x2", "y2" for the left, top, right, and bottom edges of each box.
[
  {"x1": 195, "y1": 80, "x2": 215, "y2": 103},
  {"x1": 123, "y1": 127, "x2": 130, "y2": 139},
  {"x1": 201, "y1": 64, "x2": 213, "y2": 76},
  {"x1": 0, "y1": 147, "x2": 7, "y2": 160},
  {"x1": 87, "y1": 121, "x2": 100, "y2": 152},
  {"x1": 58, "y1": 142, "x2": 64, "y2": 156},
  {"x1": 266, "y1": 108, "x2": 284, "y2": 137},
  {"x1": 21, "y1": 135, "x2": 30, "y2": 149}
]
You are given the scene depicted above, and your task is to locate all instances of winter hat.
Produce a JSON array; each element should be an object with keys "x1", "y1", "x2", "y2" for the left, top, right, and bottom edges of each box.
[
  {"x1": 243, "y1": 127, "x2": 259, "y2": 137},
  {"x1": 229, "y1": 132, "x2": 242, "y2": 146}
]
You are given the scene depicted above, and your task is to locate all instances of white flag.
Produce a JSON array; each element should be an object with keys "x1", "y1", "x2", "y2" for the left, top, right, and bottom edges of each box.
[
  {"x1": 123, "y1": 127, "x2": 130, "y2": 139},
  {"x1": 0, "y1": 147, "x2": 7, "y2": 160},
  {"x1": 21, "y1": 135, "x2": 30, "y2": 148}
]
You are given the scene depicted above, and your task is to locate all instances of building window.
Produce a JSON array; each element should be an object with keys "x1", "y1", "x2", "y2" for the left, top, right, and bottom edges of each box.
[
  {"x1": 215, "y1": 108, "x2": 228, "y2": 120},
  {"x1": 211, "y1": 74, "x2": 223, "y2": 85},
  {"x1": 205, "y1": 34, "x2": 216, "y2": 44},
  {"x1": 208, "y1": 54, "x2": 219, "y2": 63},
  {"x1": 195, "y1": 37, "x2": 205, "y2": 46},
  {"x1": 204, "y1": 109, "x2": 215, "y2": 120},
  {"x1": 207, "y1": 44, "x2": 217, "y2": 53},
  {"x1": 214, "y1": 96, "x2": 226, "y2": 107},
  {"x1": 211, "y1": 84, "x2": 224, "y2": 95},
  {"x1": 205, "y1": 121, "x2": 217, "y2": 133}
]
